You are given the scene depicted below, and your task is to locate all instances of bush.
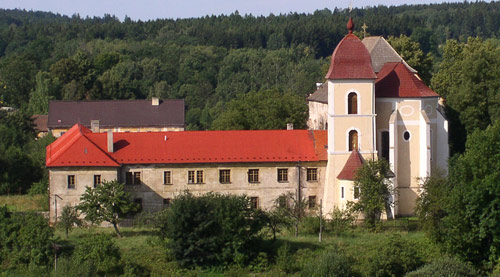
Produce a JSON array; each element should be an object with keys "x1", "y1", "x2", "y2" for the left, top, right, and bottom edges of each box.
[
  {"x1": 405, "y1": 257, "x2": 479, "y2": 277},
  {"x1": 156, "y1": 192, "x2": 267, "y2": 267},
  {"x1": 300, "y1": 249, "x2": 358, "y2": 277},
  {"x1": 0, "y1": 207, "x2": 54, "y2": 267},
  {"x1": 276, "y1": 243, "x2": 294, "y2": 273},
  {"x1": 299, "y1": 216, "x2": 321, "y2": 235},
  {"x1": 328, "y1": 206, "x2": 356, "y2": 234},
  {"x1": 359, "y1": 235, "x2": 424, "y2": 277},
  {"x1": 72, "y1": 234, "x2": 122, "y2": 275}
]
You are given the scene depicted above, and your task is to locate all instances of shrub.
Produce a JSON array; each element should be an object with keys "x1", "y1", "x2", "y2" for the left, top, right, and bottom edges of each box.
[
  {"x1": 57, "y1": 205, "x2": 82, "y2": 238},
  {"x1": 300, "y1": 249, "x2": 358, "y2": 277},
  {"x1": 405, "y1": 257, "x2": 479, "y2": 277},
  {"x1": 0, "y1": 207, "x2": 54, "y2": 267},
  {"x1": 299, "y1": 216, "x2": 321, "y2": 235},
  {"x1": 276, "y1": 243, "x2": 294, "y2": 273},
  {"x1": 156, "y1": 192, "x2": 267, "y2": 267},
  {"x1": 360, "y1": 235, "x2": 424, "y2": 277},
  {"x1": 72, "y1": 234, "x2": 122, "y2": 275},
  {"x1": 328, "y1": 206, "x2": 356, "y2": 234}
]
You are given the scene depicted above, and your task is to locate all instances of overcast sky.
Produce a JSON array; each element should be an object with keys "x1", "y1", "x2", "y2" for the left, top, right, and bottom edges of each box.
[{"x1": 0, "y1": 1, "x2": 490, "y2": 21}]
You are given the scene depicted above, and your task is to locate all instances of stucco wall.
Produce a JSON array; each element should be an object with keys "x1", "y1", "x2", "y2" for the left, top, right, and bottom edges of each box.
[
  {"x1": 51, "y1": 126, "x2": 185, "y2": 137},
  {"x1": 307, "y1": 101, "x2": 328, "y2": 130}
]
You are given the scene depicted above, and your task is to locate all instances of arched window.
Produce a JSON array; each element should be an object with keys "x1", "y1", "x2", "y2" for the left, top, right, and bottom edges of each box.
[
  {"x1": 348, "y1": 92, "x2": 358, "y2": 114},
  {"x1": 349, "y1": 130, "x2": 358, "y2": 151}
]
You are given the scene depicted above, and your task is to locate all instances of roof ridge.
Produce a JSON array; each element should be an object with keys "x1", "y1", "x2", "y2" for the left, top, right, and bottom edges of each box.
[{"x1": 80, "y1": 130, "x2": 120, "y2": 166}]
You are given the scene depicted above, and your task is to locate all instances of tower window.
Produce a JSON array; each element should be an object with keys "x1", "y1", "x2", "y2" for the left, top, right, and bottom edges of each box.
[
  {"x1": 349, "y1": 130, "x2": 358, "y2": 151},
  {"x1": 348, "y1": 92, "x2": 358, "y2": 114}
]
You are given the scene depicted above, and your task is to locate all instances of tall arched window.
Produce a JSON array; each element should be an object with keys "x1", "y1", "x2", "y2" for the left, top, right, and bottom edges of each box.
[
  {"x1": 349, "y1": 130, "x2": 358, "y2": 151},
  {"x1": 348, "y1": 92, "x2": 358, "y2": 114}
]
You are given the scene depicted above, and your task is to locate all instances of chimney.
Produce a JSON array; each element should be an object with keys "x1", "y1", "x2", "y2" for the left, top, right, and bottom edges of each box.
[
  {"x1": 91, "y1": 120, "x2": 100, "y2": 133},
  {"x1": 107, "y1": 130, "x2": 113, "y2": 153},
  {"x1": 316, "y1": 83, "x2": 322, "y2": 89},
  {"x1": 287, "y1": 123, "x2": 294, "y2": 130},
  {"x1": 152, "y1": 97, "x2": 160, "y2": 106}
]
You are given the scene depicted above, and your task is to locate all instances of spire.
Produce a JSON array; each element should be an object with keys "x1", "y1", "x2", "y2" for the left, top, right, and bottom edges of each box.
[{"x1": 347, "y1": 17, "x2": 354, "y2": 34}]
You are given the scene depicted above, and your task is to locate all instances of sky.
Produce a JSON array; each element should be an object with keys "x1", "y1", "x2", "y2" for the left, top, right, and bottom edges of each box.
[{"x1": 0, "y1": 0, "x2": 491, "y2": 21}]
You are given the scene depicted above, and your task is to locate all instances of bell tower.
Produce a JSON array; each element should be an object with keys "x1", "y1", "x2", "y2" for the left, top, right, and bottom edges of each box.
[{"x1": 322, "y1": 18, "x2": 378, "y2": 214}]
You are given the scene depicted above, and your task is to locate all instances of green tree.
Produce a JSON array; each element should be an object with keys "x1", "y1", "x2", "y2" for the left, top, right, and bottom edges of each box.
[
  {"x1": 211, "y1": 88, "x2": 308, "y2": 130},
  {"x1": 350, "y1": 159, "x2": 394, "y2": 229},
  {"x1": 77, "y1": 180, "x2": 138, "y2": 238},
  {"x1": 156, "y1": 192, "x2": 267, "y2": 267},
  {"x1": 58, "y1": 205, "x2": 82, "y2": 238},
  {"x1": 275, "y1": 192, "x2": 309, "y2": 237},
  {"x1": 72, "y1": 234, "x2": 122, "y2": 275},
  {"x1": 431, "y1": 38, "x2": 500, "y2": 153},
  {"x1": 387, "y1": 34, "x2": 434, "y2": 84},
  {"x1": 438, "y1": 121, "x2": 500, "y2": 267}
]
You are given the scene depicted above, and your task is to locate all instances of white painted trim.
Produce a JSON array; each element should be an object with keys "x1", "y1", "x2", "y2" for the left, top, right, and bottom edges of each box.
[
  {"x1": 376, "y1": 97, "x2": 437, "y2": 103},
  {"x1": 397, "y1": 119, "x2": 436, "y2": 125},
  {"x1": 331, "y1": 79, "x2": 375, "y2": 84},
  {"x1": 345, "y1": 90, "x2": 361, "y2": 115}
]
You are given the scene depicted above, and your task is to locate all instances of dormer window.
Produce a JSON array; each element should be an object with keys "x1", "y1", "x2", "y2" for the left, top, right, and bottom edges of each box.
[{"x1": 348, "y1": 92, "x2": 358, "y2": 114}]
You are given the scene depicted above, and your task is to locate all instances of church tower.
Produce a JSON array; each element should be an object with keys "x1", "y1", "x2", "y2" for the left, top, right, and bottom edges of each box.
[{"x1": 322, "y1": 18, "x2": 378, "y2": 214}]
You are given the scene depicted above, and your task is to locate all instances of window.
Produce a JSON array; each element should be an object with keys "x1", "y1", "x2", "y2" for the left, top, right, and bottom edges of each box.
[
  {"x1": 248, "y1": 169, "x2": 259, "y2": 183},
  {"x1": 219, "y1": 169, "x2": 231, "y2": 184},
  {"x1": 403, "y1": 131, "x2": 411, "y2": 141},
  {"x1": 341, "y1": 187, "x2": 345, "y2": 199},
  {"x1": 250, "y1": 197, "x2": 259, "y2": 209},
  {"x1": 277, "y1": 168, "x2": 288, "y2": 182},
  {"x1": 354, "y1": 186, "x2": 360, "y2": 200},
  {"x1": 188, "y1": 170, "x2": 204, "y2": 184},
  {"x1": 278, "y1": 195, "x2": 287, "y2": 208},
  {"x1": 307, "y1": 168, "x2": 318, "y2": 181},
  {"x1": 134, "y1": 198, "x2": 143, "y2": 212},
  {"x1": 188, "y1": 171, "x2": 195, "y2": 184},
  {"x1": 348, "y1": 92, "x2": 358, "y2": 114},
  {"x1": 349, "y1": 130, "x2": 358, "y2": 151},
  {"x1": 126, "y1": 172, "x2": 141, "y2": 185},
  {"x1": 381, "y1": 131, "x2": 390, "y2": 161},
  {"x1": 308, "y1": 196, "x2": 316, "y2": 208},
  {"x1": 164, "y1": 171, "x2": 172, "y2": 185},
  {"x1": 196, "y1": 170, "x2": 204, "y2": 183},
  {"x1": 93, "y1": 175, "x2": 101, "y2": 188},
  {"x1": 67, "y1": 175, "x2": 75, "y2": 189},
  {"x1": 134, "y1": 172, "x2": 141, "y2": 184},
  {"x1": 163, "y1": 198, "x2": 171, "y2": 208}
]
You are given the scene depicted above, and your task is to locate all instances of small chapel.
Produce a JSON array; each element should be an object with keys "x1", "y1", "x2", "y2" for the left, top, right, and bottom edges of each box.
[
  {"x1": 308, "y1": 18, "x2": 448, "y2": 216},
  {"x1": 46, "y1": 18, "x2": 448, "y2": 223}
]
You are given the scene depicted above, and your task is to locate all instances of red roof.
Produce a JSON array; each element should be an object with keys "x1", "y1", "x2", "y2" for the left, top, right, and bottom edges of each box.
[
  {"x1": 325, "y1": 33, "x2": 376, "y2": 80},
  {"x1": 46, "y1": 124, "x2": 120, "y2": 167},
  {"x1": 337, "y1": 150, "x2": 364, "y2": 180},
  {"x1": 46, "y1": 125, "x2": 328, "y2": 167},
  {"x1": 375, "y1": 62, "x2": 439, "y2": 98}
]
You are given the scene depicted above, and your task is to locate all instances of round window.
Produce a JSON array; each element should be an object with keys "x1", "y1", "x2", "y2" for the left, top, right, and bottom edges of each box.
[{"x1": 403, "y1": 131, "x2": 411, "y2": 141}]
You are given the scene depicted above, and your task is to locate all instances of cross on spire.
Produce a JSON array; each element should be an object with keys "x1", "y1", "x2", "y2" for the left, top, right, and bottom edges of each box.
[{"x1": 362, "y1": 23, "x2": 368, "y2": 38}]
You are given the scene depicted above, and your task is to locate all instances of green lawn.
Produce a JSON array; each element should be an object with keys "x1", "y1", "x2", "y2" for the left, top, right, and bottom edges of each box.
[{"x1": 0, "y1": 194, "x2": 48, "y2": 212}]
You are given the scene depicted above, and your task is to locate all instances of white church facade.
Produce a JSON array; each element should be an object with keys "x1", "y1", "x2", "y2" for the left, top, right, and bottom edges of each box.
[{"x1": 46, "y1": 18, "x2": 448, "y2": 223}]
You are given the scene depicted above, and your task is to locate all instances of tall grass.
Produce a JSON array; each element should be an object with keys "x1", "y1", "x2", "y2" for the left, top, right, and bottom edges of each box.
[{"x1": 0, "y1": 194, "x2": 48, "y2": 212}]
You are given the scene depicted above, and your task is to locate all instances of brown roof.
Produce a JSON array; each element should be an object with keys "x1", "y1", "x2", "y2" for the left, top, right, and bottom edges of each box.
[
  {"x1": 48, "y1": 99, "x2": 185, "y2": 129},
  {"x1": 337, "y1": 150, "x2": 364, "y2": 180},
  {"x1": 32, "y1": 115, "x2": 48, "y2": 133},
  {"x1": 325, "y1": 33, "x2": 377, "y2": 80},
  {"x1": 307, "y1": 83, "x2": 328, "y2": 104},
  {"x1": 376, "y1": 62, "x2": 439, "y2": 98},
  {"x1": 362, "y1": 36, "x2": 417, "y2": 73}
]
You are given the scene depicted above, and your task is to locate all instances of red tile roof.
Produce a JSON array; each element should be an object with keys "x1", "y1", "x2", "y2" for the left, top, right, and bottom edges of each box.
[
  {"x1": 46, "y1": 124, "x2": 120, "y2": 167},
  {"x1": 375, "y1": 62, "x2": 439, "y2": 98},
  {"x1": 46, "y1": 125, "x2": 328, "y2": 167},
  {"x1": 325, "y1": 31, "x2": 376, "y2": 80},
  {"x1": 337, "y1": 150, "x2": 364, "y2": 180}
]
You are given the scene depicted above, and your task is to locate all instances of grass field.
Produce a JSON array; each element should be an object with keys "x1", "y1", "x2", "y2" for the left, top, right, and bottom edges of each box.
[{"x1": 0, "y1": 194, "x2": 48, "y2": 212}]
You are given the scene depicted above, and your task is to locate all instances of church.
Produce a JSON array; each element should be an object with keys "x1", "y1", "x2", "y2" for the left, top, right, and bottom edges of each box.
[{"x1": 46, "y1": 18, "x2": 448, "y2": 223}]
